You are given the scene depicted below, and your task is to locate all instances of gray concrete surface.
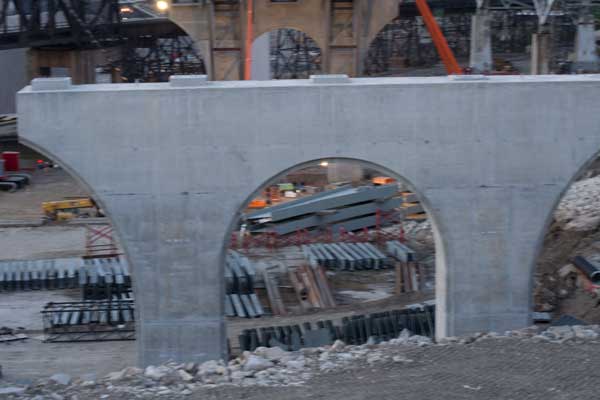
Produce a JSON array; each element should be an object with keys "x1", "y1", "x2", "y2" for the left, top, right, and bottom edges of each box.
[
  {"x1": 0, "y1": 48, "x2": 28, "y2": 114},
  {"x1": 251, "y1": 32, "x2": 271, "y2": 80},
  {"x1": 16, "y1": 74, "x2": 600, "y2": 366}
]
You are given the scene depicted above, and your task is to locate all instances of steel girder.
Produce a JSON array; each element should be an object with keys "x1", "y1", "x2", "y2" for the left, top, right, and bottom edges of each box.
[{"x1": 0, "y1": 0, "x2": 121, "y2": 49}]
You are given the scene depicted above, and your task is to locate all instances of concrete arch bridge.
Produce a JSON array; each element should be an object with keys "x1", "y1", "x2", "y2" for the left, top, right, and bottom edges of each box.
[{"x1": 17, "y1": 73, "x2": 600, "y2": 366}]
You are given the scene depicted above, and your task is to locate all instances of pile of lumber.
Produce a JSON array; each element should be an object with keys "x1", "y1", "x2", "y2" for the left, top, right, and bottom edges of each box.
[{"x1": 288, "y1": 264, "x2": 336, "y2": 310}]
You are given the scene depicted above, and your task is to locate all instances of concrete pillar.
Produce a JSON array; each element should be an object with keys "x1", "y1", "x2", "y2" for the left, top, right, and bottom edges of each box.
[
  {"x1": 469, "y1": 10, "x2": 493, "y2": 73},
  {"x1": 573, "y1": 14, "x2": 599, "y2": 72},
  {"x1": 531, "y1": 28, "x2": 551, "y2": 75},
  {"x1": 251, "y1": 32, "x2": 271, "y2": 80},
  {"x1": 0, "y1": 48, "x2": 28, "y2": 113}
]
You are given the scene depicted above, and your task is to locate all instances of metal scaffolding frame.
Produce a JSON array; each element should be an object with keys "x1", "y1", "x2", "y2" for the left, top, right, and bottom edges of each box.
[
  {"x1": 106, "y1": 34, "x2": 206, "y2": 82},
  {"x1": 364, "y1": 14, "x2": 472, "y2": 76},
  {"x1": 0, "y1": 0, "x2": 121, "y2": 49},
  {"x1": 270, "y1": 28, "x2": 322, "y2": 79}
]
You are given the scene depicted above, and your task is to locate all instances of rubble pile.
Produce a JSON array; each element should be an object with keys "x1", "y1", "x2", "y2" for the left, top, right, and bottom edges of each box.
[
  {"x1": 2, "y1": 325, "x2": 600, "y2": 399},
  {"x1": 554, "y1": 175, "x2": 600, "y2": 232}
]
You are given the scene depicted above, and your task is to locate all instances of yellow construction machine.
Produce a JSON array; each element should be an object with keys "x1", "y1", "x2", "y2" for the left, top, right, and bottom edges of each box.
[{"x1": 42, "y1": 198, "x2": 101, "y2": 221}]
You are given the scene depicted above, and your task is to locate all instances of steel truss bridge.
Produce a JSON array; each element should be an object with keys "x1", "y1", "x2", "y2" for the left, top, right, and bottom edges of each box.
[{"x1": 0, "y1": 0, "x2": 598, "y2": 81}]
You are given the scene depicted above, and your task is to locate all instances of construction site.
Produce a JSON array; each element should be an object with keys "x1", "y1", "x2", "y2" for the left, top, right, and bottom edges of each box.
[{"x1": 1, "y1": 1, "x2": 600, "y2": 399}]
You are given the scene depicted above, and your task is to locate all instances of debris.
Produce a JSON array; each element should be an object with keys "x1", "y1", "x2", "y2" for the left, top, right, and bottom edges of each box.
[
  {"x1": 0, "y1": 327, "x2": 28, "y2": 342},
  {"x1": 49, "y1": 373, "x2": 72, "y2": 386},
  {"x1": 0, "y1": 386, "x2": 26, "y2": 395},
  {"x1": 242, "y1": 355, "x2": 274, "y2": 372}
]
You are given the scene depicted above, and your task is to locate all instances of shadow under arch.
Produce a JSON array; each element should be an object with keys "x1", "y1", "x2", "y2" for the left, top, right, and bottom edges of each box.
[
  {"x1": 529, "y1": 147, "x2": 600, "y2": 315},
  {"x1": 220, "y1": 156, "x2": 448, "y2": 340},
  {"x1": 251, "y1": 27, "x2": 323, "y2": 80}
]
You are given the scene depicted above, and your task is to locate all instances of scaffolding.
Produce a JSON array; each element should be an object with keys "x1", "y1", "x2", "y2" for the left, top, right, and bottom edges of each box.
[
  {"x1": 107, "y1": 35, "x2": 206, "y2": 83},
  {"x1": 270, "y1": 29, "x2": 322, "y2": 79}
]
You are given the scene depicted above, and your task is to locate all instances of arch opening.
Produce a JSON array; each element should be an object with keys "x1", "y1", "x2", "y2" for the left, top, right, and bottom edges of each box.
[
  {"x1": 221, "y1": 158, "x2": 442, "y2": 354},
  {"x1": 99, "y1": 34, "x2": 207, "y2": 83},
  {"x1": 363, "y1": 13, "x2": 471, "y2": 77},
  {"x1": 532, "y1": 151, "x2": 600, "y2": 327},
  {"x1": 0, "y1": 137, "x2": 136, "y2": 380},
  {"x1": 251, "y1": 28, "x2": 322, "y2": 80}
]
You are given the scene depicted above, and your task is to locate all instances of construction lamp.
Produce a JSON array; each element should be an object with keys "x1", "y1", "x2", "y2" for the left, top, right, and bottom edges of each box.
[{"x1": 156, "y1": 1, "x2": 169, "y2": 11}]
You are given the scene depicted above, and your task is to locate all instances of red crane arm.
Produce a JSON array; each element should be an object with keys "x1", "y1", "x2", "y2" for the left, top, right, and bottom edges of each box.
[{"x1": 414, "y1": 0, "x2": 463, "y2": 75}]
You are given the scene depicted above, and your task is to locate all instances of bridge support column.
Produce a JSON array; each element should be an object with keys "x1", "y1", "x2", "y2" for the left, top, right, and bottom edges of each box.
[
  {"x1": 573, "y1": 11, "x2": 599, "y2": 72},
  {"x1": 531, "y1": 28, "x2": 551, "y2": 75},
  {"x1": 169, "y1": 2, "x2": 234, "y2": 81},
  {"x1": 469, "y1": 8, "x2": 493, "y2": 73}
]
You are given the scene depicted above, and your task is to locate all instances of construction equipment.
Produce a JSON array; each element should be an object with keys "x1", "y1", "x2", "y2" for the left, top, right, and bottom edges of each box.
[
  {"x1": 372, "y1": 176, "x2": 396, "y2": 185},
  {"x1": 248, "y1": 198, "x2": 267, "y2": 209},
  {"x1": 414, "y1": 0, "x2": 463, "y2": 75},
  {"x1": 42, "y1": 198, "x2": 101, "y2": 221},
  {"x1": 0, "y1": 157, "x2": 29, "y2": 192}
]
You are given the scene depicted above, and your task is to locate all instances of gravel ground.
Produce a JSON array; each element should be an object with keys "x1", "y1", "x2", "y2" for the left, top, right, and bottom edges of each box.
[
  {"x1": 0, "y1": 289, "x2": 81, "y2": 331},
  {"x1": 0, "y1": 340, "x2": 135, "y2": 385},
  {"x1": 194, "y1": 339, "x2": 600, "y2": 400},
  {"x1": 0, "y1": 226, "x2": 86, "y2": 259},
  {"x1": 0, "y1": 167, "x2": 88, "y2": 223},
  {"x1": 3, "y1": 334, "x2": 600, "y2": 400}
]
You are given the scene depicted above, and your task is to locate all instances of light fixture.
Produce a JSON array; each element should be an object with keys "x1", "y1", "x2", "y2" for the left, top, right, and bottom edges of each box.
[
  {"x1": 320, "y1": 161, "x2": 329, "y2": 167},
  {"x1": 156, "y1": 0, "x2": 169, "y2": 11}
]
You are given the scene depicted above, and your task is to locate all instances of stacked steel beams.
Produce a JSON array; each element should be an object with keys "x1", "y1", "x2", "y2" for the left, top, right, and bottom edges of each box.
[
  {"x1": 238, "y1": 303, "x2": 435, "y2": 351},
  {"x1": 42, "y1": 300, "x2": 135, "y2": 342},
  {"x1": 386, "y1": 241, "x2": 426, "y2": 294},
  {"x1": 386, "y1": 241, "x2": 416, "y2": 263},
  {"x1": 243, "y1": 184, "x2": 402, "y2": 237},
  {"x1": 303, "y1": 242, "x2": 389, "y2": 270},
  {"x1": 0, "y1": 257, "x2": 131, "y2": 297},
  {"x1": 225, "y1": 250, "x2": 264, "y2": 318}
]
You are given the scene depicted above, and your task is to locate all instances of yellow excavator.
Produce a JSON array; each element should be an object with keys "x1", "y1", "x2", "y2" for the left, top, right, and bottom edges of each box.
[{"x1": 42, "y1": 198, "x2": 102, "y2": 221}]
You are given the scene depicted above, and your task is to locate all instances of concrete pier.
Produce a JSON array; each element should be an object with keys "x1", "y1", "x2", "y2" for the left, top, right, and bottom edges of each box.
[
  {"x1": 469, "y1": 10, "x2": 493, "y2": 73},
  {"x1": 17, "y1": 74, "x2": 600, "y2": 366}
]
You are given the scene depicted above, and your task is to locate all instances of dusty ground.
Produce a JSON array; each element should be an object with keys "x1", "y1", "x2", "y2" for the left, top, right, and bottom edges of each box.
[
  {"x1": 0, "y1": 290, "x2": 432, "y2": 384},
  {"x1": 0, "y1": 289, "x2": 81, "y2": 331},
  {"x1": 0, "y1": 226, "x2": 86, "y2": 259},
  {"x1": 0, "y1": 340, "x2": 135, "y2": 385},
  {"x1": 4, "y1": 338, "x2": 600, "y2": 399},
  {"x1": 0, "y1": 168, "x2": 88, "y2": 223},
  {"x1": 193, "y1": 339, "x2": 600, "y2": 400}
]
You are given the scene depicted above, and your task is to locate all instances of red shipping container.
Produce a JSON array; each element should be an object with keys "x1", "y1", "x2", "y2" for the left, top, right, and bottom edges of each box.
[{"x1": 2, "y1": 152, "x2": 19, "y2": 171}]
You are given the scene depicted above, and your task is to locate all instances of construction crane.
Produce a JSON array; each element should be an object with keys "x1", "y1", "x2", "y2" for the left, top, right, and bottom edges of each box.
[
  {"x1": 244, "y1": 0, "x2": 463, "y2": 78},
  {"x1": 414, "y1": 0, "x2": 463, "y2": 75},
  {"x1": 42, "y1": 198, "x2": 102, "y2": 222}
]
